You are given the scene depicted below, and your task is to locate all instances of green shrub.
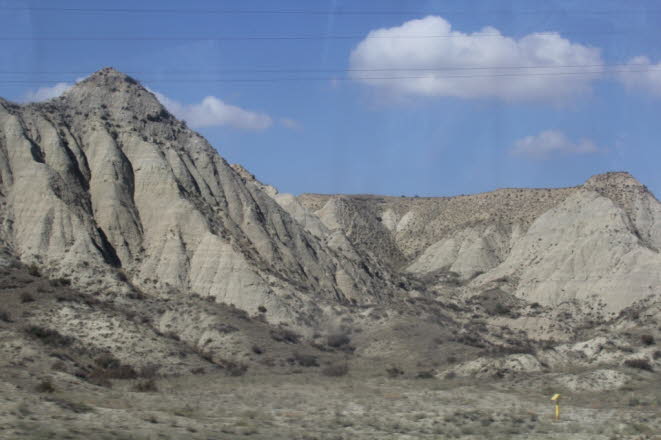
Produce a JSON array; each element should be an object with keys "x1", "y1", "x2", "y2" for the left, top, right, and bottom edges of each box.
[
  {"x1": 89, "y1": 359, "x2": 139, "y2": 381},
  {"x1": 222, "y1": 360, "x2": 248, "y2": 377},
  {"x1": 214, "y1": 323, "x2": 239, "y2": 334},
  {"x1": 386, "y1": 366, "x2": 404, "y2": 378},
  {"x1": 116, "y1": 271, "x2": 128, "y2": 282},
  {"x1": 0, "y1": 309, "x2": 11, "y2": 322},
  {"x1": 133, "y1": 379, "x2": 158, "y2": 392},
  {"x1": 292, "y1": 352, "x2": 319, "y2": 367},
  {"x1": 640, "y1": 334, "x2": 655, "y2": 346},
  {"x1": 624, "y1": 358, "x2": 653, "y2": 371},
  {"x1": 327, "y1": 334, "x2": 351, "y2": 348},
  {"x1": 35, "y1": 379, "x2": 55, "y2": 393},
  {"x1": 322, "y1": 363, "x2": 349, "y2": 377},
  {"x1": 27, "y1": 264, "x2": 40, "y2": 277},
  {"x1": 416, "y1": 370, "x2": 435, "y2": 379},
  {"x1": 52, "y1": 278, "x2": 71, "y2": 287},
  {"x1": 494, "y1": 303, "x2": 510, "y2": 315},
  {"x1": 94, "y1": 354, "x2": 121, "y2": 369},
  {"x1": 49, "y1": 398, "x2": 93, "y2": 413},
  {"x1": 270, "y1": 328, "x2": 300, "y2": 344},
  {"x1": 139, "y1": 364, "x2": 160, "y2": 379},
  {"x1": 20, "y1": 292, "x2": 35, "y2": 303},
  {"x1": 25, "y1": 326, "x2": 73, "y2": 347}
]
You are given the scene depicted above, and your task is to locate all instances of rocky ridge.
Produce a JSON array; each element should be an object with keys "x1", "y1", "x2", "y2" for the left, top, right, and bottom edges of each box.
[
  {"x1": 0, "y1": 68, "x2": 399, "y2": 329},
  {"x1": 297, "y1": 172, "x2": 661, "y2": 312},
  {"x1": 0, "y1": 69, "x2": 659, "y2": 440}
]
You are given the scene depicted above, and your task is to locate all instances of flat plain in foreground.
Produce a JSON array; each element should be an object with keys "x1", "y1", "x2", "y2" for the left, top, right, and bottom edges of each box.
[{"x1": 2, "y1": 366, "x2": 659, "y2": 440}]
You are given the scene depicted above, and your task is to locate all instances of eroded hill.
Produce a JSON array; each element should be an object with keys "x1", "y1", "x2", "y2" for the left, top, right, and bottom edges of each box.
[{"x1": 0, "y1": 68, "x2": 660, "y2": 439}]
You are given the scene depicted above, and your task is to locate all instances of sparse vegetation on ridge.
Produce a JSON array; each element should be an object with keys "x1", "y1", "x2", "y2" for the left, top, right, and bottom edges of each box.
[{"x1": 0, "y1": 68, "x2": 659, "y2": 439}]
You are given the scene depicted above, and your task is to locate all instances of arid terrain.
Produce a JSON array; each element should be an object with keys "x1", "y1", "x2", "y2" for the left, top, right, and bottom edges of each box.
[{"x1": 0, "y1": 68, "x2": 659, "y2": 439}]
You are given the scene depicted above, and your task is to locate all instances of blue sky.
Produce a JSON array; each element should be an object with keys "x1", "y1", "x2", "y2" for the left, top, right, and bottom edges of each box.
[{"x1": 1, "y1": 0, "x2": 661, "y2": 197}]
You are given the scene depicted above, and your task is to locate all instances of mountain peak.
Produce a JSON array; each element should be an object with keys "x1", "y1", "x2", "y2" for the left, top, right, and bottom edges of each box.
[
  {"x1": 80, "y1": 67, "x2": 138, "y2": 85},
  {"x1": 583, "y1": 171, "x2": 645, "y2": 190},
  {"x1": 62, "y1": 67, "x2": 165, "y2": 118},
  {"x1": 71, "y1": 67, "x2": 143, "y2": 94}
]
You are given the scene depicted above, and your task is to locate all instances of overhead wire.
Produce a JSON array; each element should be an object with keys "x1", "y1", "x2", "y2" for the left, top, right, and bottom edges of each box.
[
  {"x1": 0, "y1": 63, "x2": 654, "y2": 75},
  {"x1": 0, "y1": 67, "x2": 658, "y2": 86},
  {"x1": 2, "y1": 6, "x2": 661, "y2": 15},
  {"x1": 0, "y1": 30, "x2": 638, "y2": 41},
  {"x1": 0, "y1": 7, "x2": 657, "y2": 85}
]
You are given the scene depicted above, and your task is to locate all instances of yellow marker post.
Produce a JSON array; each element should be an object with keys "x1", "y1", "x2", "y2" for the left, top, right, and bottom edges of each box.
[{"x1": 550, "y1": 394, "x2": 561, "y2": 421}]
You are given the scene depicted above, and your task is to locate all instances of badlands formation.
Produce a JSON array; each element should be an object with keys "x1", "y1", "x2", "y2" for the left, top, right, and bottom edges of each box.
[{"x1": 0, "y1": 68, "x2": 659, "y2": 439}]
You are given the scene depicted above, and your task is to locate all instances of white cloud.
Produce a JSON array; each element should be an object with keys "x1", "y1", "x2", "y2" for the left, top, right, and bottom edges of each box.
[
  {"x1": 617, "y1": 56, "x2": 661, "y2": 96},
  {"x1": 22, "y1": 76, "x2": 89, "y2": 102},
  {"x1": 280, "y1": 118, "x2": 302, "y2": 130},
  {"x1": 150, "y1": 90, "x2": 272, "y2": 131},
  {"x1": 349, "y1": 16, "x2": 603, "y2": 102},
  {"x1": 510, "y1": 130, "x2": 599, "y2": 159},
  {"x1": 23, "y1": 82, "x2": 73, "y2": 102}
]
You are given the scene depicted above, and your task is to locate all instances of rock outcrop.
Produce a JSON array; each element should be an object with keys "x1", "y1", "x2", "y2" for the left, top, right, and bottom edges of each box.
[
  {"x1": 0, "y1": 68, "x2": 394, "y2": 326},
  {"x1": 299, "y1": 173, "x2": 660, "y2": 312},
  {"x1": 0, "y1": 67, "x2": 658, "y2": 323},
  {"x1": 477, "y1": 174, "x2": 661, "y2": 312}
]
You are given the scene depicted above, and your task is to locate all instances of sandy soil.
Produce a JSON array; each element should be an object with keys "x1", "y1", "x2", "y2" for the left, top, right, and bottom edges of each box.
[{"x1": 1, "y1": 367, "x2": 659, "y2": 440}]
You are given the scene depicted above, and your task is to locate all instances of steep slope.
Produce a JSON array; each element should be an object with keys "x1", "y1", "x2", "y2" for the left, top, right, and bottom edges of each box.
[
  {"x1": 299, "y1": 173, "x2": 661, "y2": 312},
  {"x1": 299, "y1": 187, "x2": 577, "y2": 277},
  {"x1": 0, "y1": 68, "x2": 395, "y2": 325},
  {"x1": 476, "y1": 174, "x2": 661, "y2": 312},
  {"x1": 230, "y1": 163, "x2": 330, "y2": 241}
]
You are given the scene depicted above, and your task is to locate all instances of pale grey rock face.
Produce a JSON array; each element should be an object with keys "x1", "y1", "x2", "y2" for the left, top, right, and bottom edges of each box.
[
  {"x1": 314, "y1": 196, "x2": 407, "y2": 269},
  {"x1": 477, "y1": 187, "x2": 661, "y2": 312},
  {"x1": 406, "y1": 224, "x2": 510, "y2": 278},
  {"x1": 1, "y1": 68, "x2": 658, "y2": 322},
  {"x1": 299, "y1": 173, "x2": 660, "y2": 313},
  {"x1": 230, "y1": 164, "x2": 331, "y2": 240},
  {"x1": 0, "y1": 68, "x2": 393, "y2": 324}
]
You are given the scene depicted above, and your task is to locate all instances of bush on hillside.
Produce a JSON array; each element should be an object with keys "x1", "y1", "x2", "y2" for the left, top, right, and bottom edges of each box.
[
  {"x1": 35, "y1": 379, "x2": 55, "y2": 393},
  {"x1": 25, "y1": 326, "x2": 74, "y2": 347},
  {"x1": 0, "y1": 309, "x2": 11, "y2": 322},
  {"x1": 270, "y1": 327, "x2": 300, "y2": 344},
  {"x1": 27, "y1": 264, "x2": 40, "y2": 277},
  {"x1": 640, "y1": 334, "x2": 655, "y2": 346},
  {"x1": 133, "y1": 379, "x2": 158, "y2": 392},
  {"x1": 624, "y1": 358, "x2": 653, "y2": 371},
  {"x1": 327, "y1": 334, "x2": 351, "y2": 348},
  {"x1": 322, "y1": 363, "x2": 349, "y2": 377}
]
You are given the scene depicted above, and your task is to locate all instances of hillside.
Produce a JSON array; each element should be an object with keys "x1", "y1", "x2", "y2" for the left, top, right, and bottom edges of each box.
[
  {"x1": 0, "y1": 68, "x2": 659, "y2": 439},
  {"x1": 297, "y1": 172, "x2": 661, "y2": 312},
  {"x1": 0, "y1": 68, "x2": 403, "y2": 331}
]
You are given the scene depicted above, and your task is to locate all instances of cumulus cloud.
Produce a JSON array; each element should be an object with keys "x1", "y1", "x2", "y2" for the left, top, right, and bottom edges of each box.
[
  {"x1": 617, "y1": 56, "x2": 661, "y2": 96},
  {"x1": 280, "y1": 118, "x2": 302, "y2": 130},
  {"x1": 510, "y1": 130, "x2": 599, "y2": 159},
  {"x1": 23, "y1": 82, "x2": 73, "y2": 102},
  {"x1": 150, "y1": 90, "x2": 272, "y2": 131},
  {"x1": 349, "y1": 16, "x2": 603, "y2": 102},
  {"x1": 22, "y1": 76, "x2": 89, "y2": 102}
]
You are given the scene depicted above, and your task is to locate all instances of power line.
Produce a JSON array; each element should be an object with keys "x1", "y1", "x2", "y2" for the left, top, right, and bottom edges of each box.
[
  {"x1": 2, "y1": 7, "x2": 661, "y2": 16},
  {"x1": 0, "y1": 68, "x2": 658, "y2": 86},
  {"x1": 0, "y1": 63, "x2": 651, "y2": 75},
  {"x1": 0, "y1": 30, "x2": 636, "y2": 41}
]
